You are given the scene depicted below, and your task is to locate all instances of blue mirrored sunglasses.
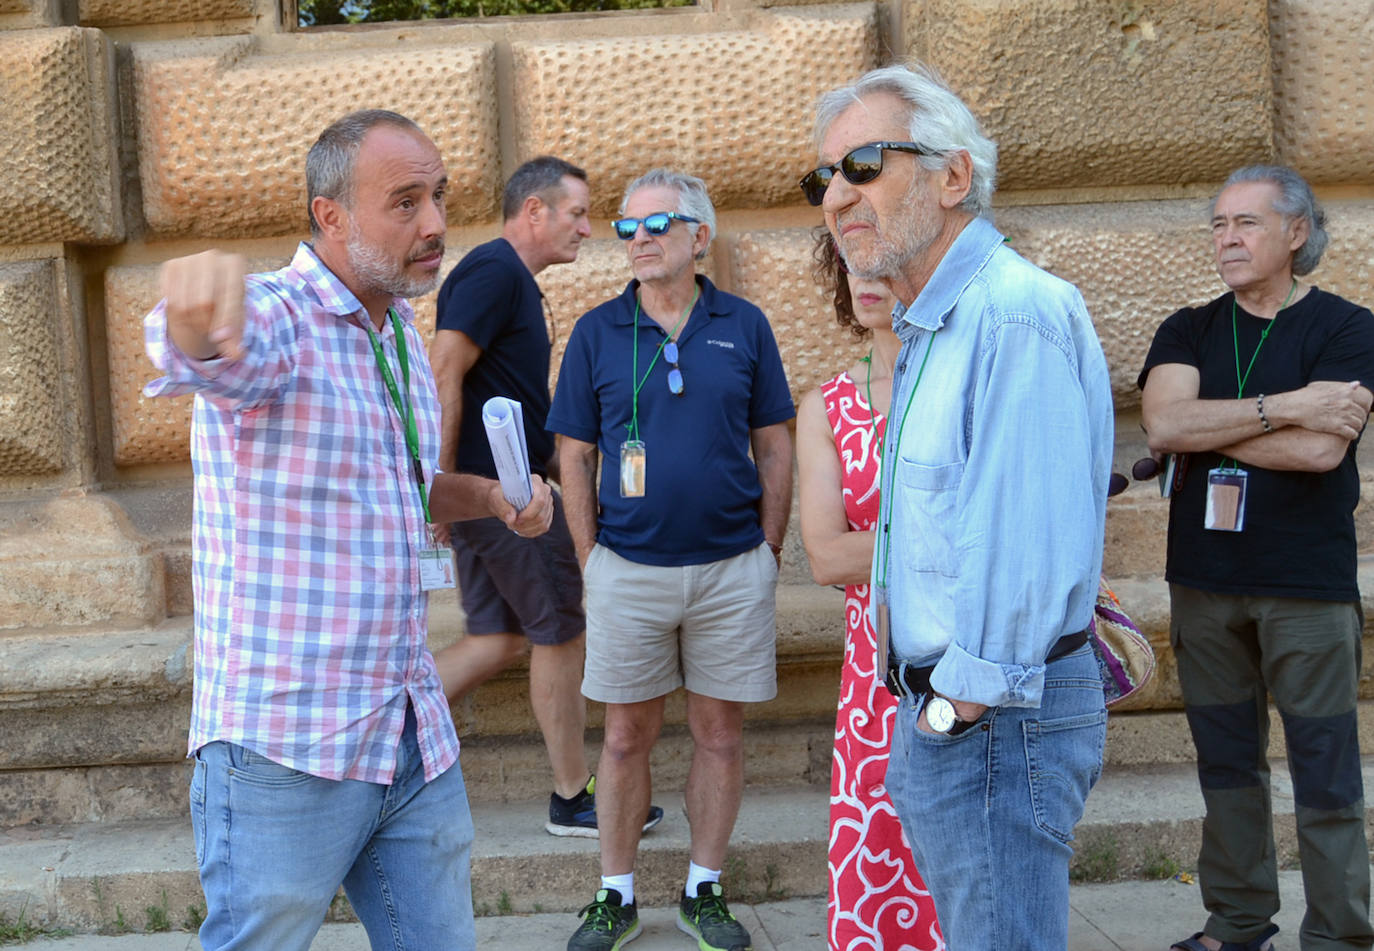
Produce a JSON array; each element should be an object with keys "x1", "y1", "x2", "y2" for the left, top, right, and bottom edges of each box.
[
  {"x1": 613, "y1": 212, "x2": 700, "y2": 240},
  {"x1": 664, "y1": 340, "x2": 684, "y2": 396}
]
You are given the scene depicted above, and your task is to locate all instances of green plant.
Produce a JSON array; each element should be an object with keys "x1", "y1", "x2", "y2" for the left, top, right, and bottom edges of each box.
[
  {"x1": 113, "y1": 906, "x2": 129, "y2": 934},
  {"x1": 496, "y1": 891, "x2": 513, "y2": 915},
  {"x1": 1069, "y1": 834, "x2": 1120, "y2": 883},
  {"x1": 762, "y1": 863, "x2": 789, "y2": 901},
  {"x1": 1140, "y1": 847, "x2": 1180, "y2": 881},
  {"x1": 183, "y1": 903, "x2": 206, "y2": 932},
  {"x1": 0, "y1": 906, "x2": 43, "y2": 944}
]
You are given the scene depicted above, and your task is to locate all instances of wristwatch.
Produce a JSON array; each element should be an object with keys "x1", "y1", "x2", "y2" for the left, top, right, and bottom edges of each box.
[{"x1": 925, "y1": 696, "x2": 960, "y2": 734}]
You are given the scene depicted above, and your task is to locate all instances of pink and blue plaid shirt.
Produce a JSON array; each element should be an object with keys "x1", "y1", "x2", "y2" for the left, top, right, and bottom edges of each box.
[{"x1": 144, "y1": 243, "x2": 459, "y2": 784}]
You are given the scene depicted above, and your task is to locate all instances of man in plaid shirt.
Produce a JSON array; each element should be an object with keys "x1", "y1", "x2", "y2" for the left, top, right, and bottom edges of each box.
[{"x1": 144, "y1": 110, "x2": 552, "y2": 951}]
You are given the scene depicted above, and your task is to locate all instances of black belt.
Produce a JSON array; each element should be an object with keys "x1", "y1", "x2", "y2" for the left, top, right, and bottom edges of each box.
[{"x1": 884, "y1": 629, "x2": 1089, "y2": 701}]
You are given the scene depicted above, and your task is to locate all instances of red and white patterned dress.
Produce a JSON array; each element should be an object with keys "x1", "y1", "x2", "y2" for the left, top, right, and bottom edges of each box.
[{"x1": 823, "y1": 369, "x2": 943, "y2": 951}]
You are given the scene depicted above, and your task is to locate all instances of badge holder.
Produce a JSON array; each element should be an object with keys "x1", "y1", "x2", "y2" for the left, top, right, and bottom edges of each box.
[
  {"x1": 620, "y1": 440, "x2": 646, "y2": 498},
  {"x1": 1204, "y1": 467, "x2": 1248, "y2": 532},
  {"x1": 872, "y1": 585, "x2": 891, "y2": 684},
  {"x1": 419, "y1": 526, "x2": 456, "y2": 590}
]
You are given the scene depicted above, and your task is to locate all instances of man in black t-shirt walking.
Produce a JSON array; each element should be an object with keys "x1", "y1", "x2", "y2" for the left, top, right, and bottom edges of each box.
[
  {"x1": 1140, "y1": 165, "x2": 1374, "y2": 951},
  {"x1": 429, "y1": 156, "x2": 662, "y2": 838}
]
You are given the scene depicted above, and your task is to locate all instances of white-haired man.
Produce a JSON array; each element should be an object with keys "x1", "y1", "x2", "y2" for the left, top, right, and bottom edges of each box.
[
  {"x1": 1141, "y1": 166, "x2": 1374, "y2": 951},
  {"x1": 805, "y1": 65, "x2": 1114, "y2": 948},
  {"x1": 549, "y1": 169, "x2": 795, "y2": 951}
]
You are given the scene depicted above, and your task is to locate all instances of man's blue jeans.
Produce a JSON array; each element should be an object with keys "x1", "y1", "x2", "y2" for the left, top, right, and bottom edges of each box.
[
  {"x1": 190, "y1": 706, "x2": 475, "y2": 951},
  {"x1": 885, "y1": 645, "x2": 1106, "y2": 950}
]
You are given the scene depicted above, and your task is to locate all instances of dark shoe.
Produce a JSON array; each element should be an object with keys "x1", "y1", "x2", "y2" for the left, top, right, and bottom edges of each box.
[
  {"x1": 547, "y1": 775, "x2": 665, "y2": 838},
  {"x1": 1170, "y1": 924, "x2": 1279, "y2": 951},
  {"x1": 567, "y1": 888, "x2": 641, "y2": 951},
  {"x1": 676, "y1": 881, "x2": 752, "y2": 951}
]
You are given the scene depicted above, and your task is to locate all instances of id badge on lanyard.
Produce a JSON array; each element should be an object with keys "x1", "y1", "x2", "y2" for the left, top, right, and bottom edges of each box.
[{"x1": 1204, "y1": 467, "x2": 1248, "y2": 532}]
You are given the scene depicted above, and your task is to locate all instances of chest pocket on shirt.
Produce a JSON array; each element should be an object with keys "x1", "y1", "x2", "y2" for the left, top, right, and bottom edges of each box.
[{"x1": 894, "y1": 459, "x2": 963, "y2": 576}]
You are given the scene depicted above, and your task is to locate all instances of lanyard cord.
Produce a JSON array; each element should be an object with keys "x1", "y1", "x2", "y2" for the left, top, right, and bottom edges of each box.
[
  {"x1": 874, "y1": 330, "x2": 937, "y2": 590},
  {"x1": 627, "y1": 286, "x2": 698, "y2": 442},
  {"x1": 363, "y1": 309, "x2": 431, "y2": 524},
  {"x1": 1224, "y1": 279, "x2": 1296, "y2": 468},
  {"x1": 861, "y1": 350, "x2": 882, "y2": 455}
]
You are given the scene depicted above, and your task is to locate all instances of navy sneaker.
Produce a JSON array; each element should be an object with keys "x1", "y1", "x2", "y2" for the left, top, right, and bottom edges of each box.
[
  {"x1": 677, "y1": 881, "x2": 752, "y2": 951},
  {"x1": 546, "y1": 775, "x2": 666, "y2": 838},
  {"x1": 567, "y1": 888, "x2": 641, "y2": 951}
]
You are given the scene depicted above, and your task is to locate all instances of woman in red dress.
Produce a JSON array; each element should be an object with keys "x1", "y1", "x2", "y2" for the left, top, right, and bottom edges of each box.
[{"x1": 797, "y1": 234, "x2": 943, "y2": 951}]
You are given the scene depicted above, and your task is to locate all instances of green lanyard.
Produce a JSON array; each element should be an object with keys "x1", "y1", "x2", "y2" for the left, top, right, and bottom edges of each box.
[
  {"x1": 626, "y1": 286, "x2": 698, "y2": 442},
  {"x1": 363, "y1": 308, "x2": 431, "y2": 524},
  {"x1": 860, "y1": 350, "x2": 882, "y2": 455},
  {"x1": 1224, "y1": 279, "x2": 1295, "y2": 468},
  {"x1": 874, "y1": 330, "x2": 937, "y2": 591}
]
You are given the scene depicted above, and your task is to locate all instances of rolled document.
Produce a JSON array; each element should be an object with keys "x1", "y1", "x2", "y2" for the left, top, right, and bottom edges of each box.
[{"x1": 482, "y1": 397, "x2": 533, "y2": 511}]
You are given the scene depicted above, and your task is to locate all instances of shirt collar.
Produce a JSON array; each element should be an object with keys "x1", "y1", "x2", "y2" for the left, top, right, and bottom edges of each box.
[
  {"x1": 891, "y1": 215, "x2": 1005, "y2": 334},
  {"x1": 609, "y1": 273, "x2": 726, "y2": 325},
  {"x1": 291, "y1": 242, "x2": 416, "y2": 329}
]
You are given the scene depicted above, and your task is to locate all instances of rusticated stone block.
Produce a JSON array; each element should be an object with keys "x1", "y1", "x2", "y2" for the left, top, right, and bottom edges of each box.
[
  {"x1": 132, "y1": 37, "x2": 499, "y2": 238},
  {"x1": 906, "y1": 0, "x2": 1272, "y2": 190},
  {"x1": 105, "y1": 255, "x2": 290, "y2": 467},
  {"x1": 1272, "y1": 0, "x2": 1374, "y2": 183},
  {"x1": 0, "y1": 495, "x2": 164, "y2": 629},
  {"x1": 730, "y1": 228, "x2": 866, "y2": 402},
  {"x1": 0, "y1": 28, "x2": 122, "y2": 244},
  {"x1": 1312, "y1": 200, "x2": 1374, "y2": 309},
  {"x1": 512, "y1": 6, "x2": 876, "y2": 216},
  {"x1": 0, "y1": 0, "x2": 57, "y2": 26},
  {"x1": 79, "y1": 0, "x2": 254, "y2": 26},
  {"x1": 0, "y1": 261, "x2": 63, "y2": 475},
  {"x1": 995, "y1": 200, "x2": 1223, "y2": 410}
]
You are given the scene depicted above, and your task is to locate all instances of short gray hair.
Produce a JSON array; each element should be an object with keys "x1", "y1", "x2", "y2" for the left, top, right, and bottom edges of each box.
[
  {"x1": 619, "y1": 169, "x2": 716, "y2": 260},
  {"x1": 306, "y1": 110, "x2": 424, "y2": 237},
  {"x1": 814, "y1": 62, "x2": 998, "y2": 217},
  {"x1": 1213, "y1": 165, "x2": 1329, "y2": 276}
]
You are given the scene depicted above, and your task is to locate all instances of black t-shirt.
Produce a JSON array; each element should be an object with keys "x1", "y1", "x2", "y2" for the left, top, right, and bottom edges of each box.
[
  {"x1": 435, "y1": 238, "x2": 553, "y2": 478},
  {"x1": 1137, "y1": 288, "x2": 1374, "y2": 601}
]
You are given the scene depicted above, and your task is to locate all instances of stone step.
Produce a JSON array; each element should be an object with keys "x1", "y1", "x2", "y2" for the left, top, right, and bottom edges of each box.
[{"x1": 3, "y1": 757, "x2": 1371, "y2": 937}]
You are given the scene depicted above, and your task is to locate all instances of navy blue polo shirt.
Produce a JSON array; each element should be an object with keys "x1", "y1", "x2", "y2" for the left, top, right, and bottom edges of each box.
[
  {"x1": 547, "y1": 275, "x2": 795, "y2": 567},
  {"x1": 435, "y1": 238, "x2": 554, "y2": 478}
]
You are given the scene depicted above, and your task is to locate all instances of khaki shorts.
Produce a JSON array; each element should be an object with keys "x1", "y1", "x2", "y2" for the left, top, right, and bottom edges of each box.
[{"x1": 581, "y1": 542, "x2": 779, "y2": 704}]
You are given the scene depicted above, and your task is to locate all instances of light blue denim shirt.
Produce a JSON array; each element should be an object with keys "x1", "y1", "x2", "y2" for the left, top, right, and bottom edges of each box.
[{"x1": 873, "y1": 215, "x2": 1113, "y2": 708}]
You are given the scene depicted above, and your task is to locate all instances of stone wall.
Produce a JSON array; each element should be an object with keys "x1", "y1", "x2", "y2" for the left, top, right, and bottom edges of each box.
[{"x1": 1, "y1": 0, "x2": 1372, "y2": 658}]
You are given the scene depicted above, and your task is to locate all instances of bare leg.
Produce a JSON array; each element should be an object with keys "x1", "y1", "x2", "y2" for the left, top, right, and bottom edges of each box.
[
  {"x1": 597, "y1": 697, "x2": 667, "y2": 875},
  {"x1": 433, "y1": 633, "x2": 526, "y2": 701},
  {"x1": 684, "y1": 692, "x2": 745, "y2": 869},
  {"x1": 529, "y1": 635, "x2": 590, "y2": 798}
]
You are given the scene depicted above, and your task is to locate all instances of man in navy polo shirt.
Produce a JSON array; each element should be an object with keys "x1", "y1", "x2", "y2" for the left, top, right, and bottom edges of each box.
[
  {"x1": 429, "y1": 157, "x2": 666, "y2": 839},
  {"x1": 549, "y1": 168, "x2": 795, "y2": 951}
]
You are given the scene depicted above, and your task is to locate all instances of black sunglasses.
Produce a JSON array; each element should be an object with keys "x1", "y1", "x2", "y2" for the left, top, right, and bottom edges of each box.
[
  {"x1": 613, "y1": 212, "x2": 700, "y2": 240},
  {"x1": 664, "y1": 341, "x2": 684, "y2": 396},
  {"x1": 798, "y1": 141, "x2": 931, "y2": 207}
]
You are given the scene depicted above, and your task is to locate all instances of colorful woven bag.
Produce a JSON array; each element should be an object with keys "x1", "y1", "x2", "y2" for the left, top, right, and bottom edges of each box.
[{"x1": 1089, "y1": 576, "x2": 1155, "y2": 708}]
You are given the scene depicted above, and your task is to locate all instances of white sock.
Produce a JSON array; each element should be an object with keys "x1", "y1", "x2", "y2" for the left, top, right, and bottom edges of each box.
[
  {"x1": 685, "y1": 861, "x2": 720, "y2": 897},
  {"x1": 601, "y1": 872, "x2": 634, "y2": 906}
]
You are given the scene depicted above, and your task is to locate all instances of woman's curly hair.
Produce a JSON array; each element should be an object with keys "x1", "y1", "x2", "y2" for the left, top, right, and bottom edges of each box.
[{"x1": 811, "y1": 226, "x2": 867, "y2": 339}]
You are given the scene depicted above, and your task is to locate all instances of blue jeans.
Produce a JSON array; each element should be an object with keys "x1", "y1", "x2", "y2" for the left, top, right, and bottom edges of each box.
[
  {"x1": 189, "y1": 706, "x2": 475, "y2": 951},
  {"x1": 885, "y1": 645, "x2": 1106, "y2": 951}
]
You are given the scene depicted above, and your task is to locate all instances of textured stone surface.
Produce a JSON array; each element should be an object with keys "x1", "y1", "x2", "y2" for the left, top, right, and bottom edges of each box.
[
  {"x1": 906, "y1": 0, "x2": 1272, "y2": 190},
  {"x1": 131, "y1": 37, "x2": 499, "y2": 238},
  {"x1": 731, "y1": 228, "x2": 868, "y2": 402},
  {"x1": 105, "y1": 255, "x2": 289, "y2": 467},
  {"x1": 0, "y1": 496, "x2": 164, "y2": 630},
  {"x1": 0, "y1": 0, "x2": 56, "y2": 27},
  {"x1": 0, "y1": 261, "x2": 63, "y2": 475},
  {"x1": 79, "y1": 0, "x2": 255, "y2": 26},
  {"x1": 0, "y1": 28, "x2": 121, "y2": 244},
  {"x1": 996, "y1": 200, "x2": 1223, "y2": 410},
  {"x1": 512, "y1": 6, "x2": 876, "y2": 216},
  {"x1": 1271, "y1": 0, "x2": 1374, "y2": 183}
]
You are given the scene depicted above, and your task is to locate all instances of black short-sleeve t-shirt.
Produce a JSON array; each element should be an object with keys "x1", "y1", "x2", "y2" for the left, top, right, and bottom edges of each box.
[
  {"x1": 435, "y1": 238, "x2": 553, "y2": 478},
  {"x1": 1137, "y1": 288, "x2": 1374, "y2": 601}
]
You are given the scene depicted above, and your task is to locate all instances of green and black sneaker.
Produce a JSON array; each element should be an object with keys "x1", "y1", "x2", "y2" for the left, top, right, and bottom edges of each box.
[
  {"x1": 677, "y1": 882, "x2": 752, "y2": 951},
  {"x1": 567, "y1": 888, "x2": 641, "y2": 951}
]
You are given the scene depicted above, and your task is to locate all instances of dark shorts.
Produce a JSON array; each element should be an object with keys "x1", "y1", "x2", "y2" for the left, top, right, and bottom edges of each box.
[{"x1": 449, "y1": 492, "x2": 584, "y2": 646}]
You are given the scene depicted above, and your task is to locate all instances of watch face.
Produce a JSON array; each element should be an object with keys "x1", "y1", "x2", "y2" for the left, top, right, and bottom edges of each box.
[{"x1": 926, "y1": 696, "x2": 957, "y2": 733}]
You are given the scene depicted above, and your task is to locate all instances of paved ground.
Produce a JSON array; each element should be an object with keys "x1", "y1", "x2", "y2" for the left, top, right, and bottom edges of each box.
[{"x1": 16, "y1": 867, "x2": 1331, "y2": 949}]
